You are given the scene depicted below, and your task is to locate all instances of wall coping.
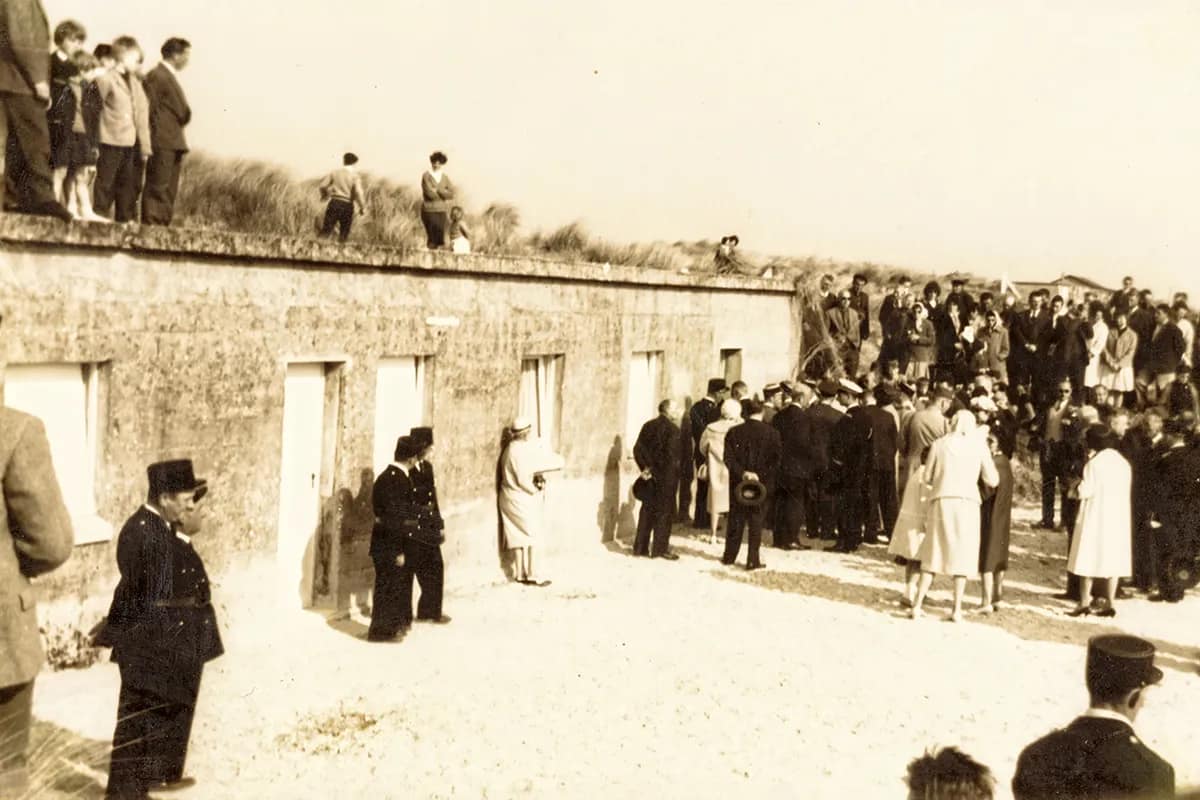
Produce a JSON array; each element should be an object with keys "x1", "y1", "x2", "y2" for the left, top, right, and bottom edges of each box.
[{"x1": 0, "y1": 216, "x2": 799, "y2": 294}]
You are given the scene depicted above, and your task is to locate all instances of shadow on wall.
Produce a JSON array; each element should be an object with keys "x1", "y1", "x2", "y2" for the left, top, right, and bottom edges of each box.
[
  {"x1": 334, "y1": 468, "x2": 376, "y2": 617},
  {"x1": 597, "y1": 436, "x2": 635, "y2": 545},
  {"x1": 676, "y1": 396, "x2": 694, "y2": 523}
]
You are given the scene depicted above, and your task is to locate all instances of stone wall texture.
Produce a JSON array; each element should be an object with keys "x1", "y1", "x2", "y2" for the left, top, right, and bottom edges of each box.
[{"x1": 0, "y1": 217, "x2": 801, "y2": 614}]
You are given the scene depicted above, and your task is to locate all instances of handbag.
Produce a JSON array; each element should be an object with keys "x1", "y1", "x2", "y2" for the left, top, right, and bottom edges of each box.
[{"x1": 697, "y1": 463, "x2": 709, "y2": 481}]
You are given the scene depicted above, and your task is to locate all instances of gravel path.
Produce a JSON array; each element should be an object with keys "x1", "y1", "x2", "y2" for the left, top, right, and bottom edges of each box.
[{"x1": 30, "y1": 505, "x2": 1200, "y2": 799}]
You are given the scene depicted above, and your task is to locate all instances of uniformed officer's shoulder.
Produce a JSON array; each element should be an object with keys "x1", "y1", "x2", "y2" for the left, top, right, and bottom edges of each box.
[{"x1": 1092, "y1": 729, "x2": 1174, "y2": 783}]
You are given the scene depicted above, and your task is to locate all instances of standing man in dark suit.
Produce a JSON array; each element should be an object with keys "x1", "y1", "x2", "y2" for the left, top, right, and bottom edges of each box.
[
  {"x1": 0, "y1": 0, "x2": 73, "y2": 220},
  {"x1": 367, "y1": 435, "x2": 421, "y2": 642},
  {"x1": 0, "y1": 406, "x2": 73, "y2": 797},
  {"x1": 1012, "y1": 290, "x2": 1053, "y2": 411},
  {"x1": 830, "y1": 381, "x2": 870, "y2": 553},
  {"x1": 807, "y1": 380, "x2": 846, "y2": 541},
  {"x1": 721, "y1": 399, "x2": 780, "y2": 570},
  {"x1": 771, "y1": 384, "x2": 812, "y2": 550},
  {"x1": 633, "y1": 399, "x2": 681, "y2": 560},
  {"x1": 1048, "y1": 298, "x2": 1091, "y2": 403},
  {"x1": 141, "y1": 37, "x2": 191, "y2": 225},
  {"x1": 406, "y1": 426, "x2": 450, "y2": 624},
  {"x1": 827, "y1": 290, "x2": 863, "y2": 377},
  {"x1": 848, "y1": 272, "x2": 870, "y2": 344},
  {"x1": 862, "y1": 385, "x2": 900, "y2": 545},
  {"x1": 948, "y1": 277, "x2": 976, "y2": 316},
  {"x1": 1147, "y1": 418, "x2": 1200, "y2": 604},
  {"x1": 97, "y1": 459, "x2": 222, "y2": 799},
  {"x1": 689, "y1": 379, "x2": 726, "y2": 530},
  {"x1": 1013, "y1": 634, "x2": 1174, "y2": 799}
]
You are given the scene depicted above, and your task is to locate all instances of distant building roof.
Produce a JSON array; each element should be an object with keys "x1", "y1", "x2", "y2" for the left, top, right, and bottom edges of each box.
[{"x1": 1013, "y1": 274, "x2": 1115, "y2": 294}]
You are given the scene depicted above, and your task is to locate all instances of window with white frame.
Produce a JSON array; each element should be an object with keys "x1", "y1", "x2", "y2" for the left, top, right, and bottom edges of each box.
[
  {"x1": 372, "y1": 356, "x2": 431, "y2": 475},
  {"x1": 3, "y1": 363, "x2": 112, "y2": 544},
  {"x1": 625, "y1": 351, "x2": 663, "y2": 452},
  {"x1": 518, "y1": 355, "x2": 564, "y2": 452}
]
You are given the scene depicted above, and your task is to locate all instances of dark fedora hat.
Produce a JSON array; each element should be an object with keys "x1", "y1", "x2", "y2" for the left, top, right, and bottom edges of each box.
[
  {"x1": 706, "y1": 378, "x2": 728, "y2": 395},
  {"x1": 1086, "y1": 634, "x2": 1163, "y2": 696},
  {"x1": 147, "y1": 459, "x2": 207, "y2": 500},
  {"x1": 410, "y1": 426, "x2": 434, "y2": 448},
  {"x1": 734, "y1": 478, "x2": 767, "y2": 507},
  {"x1": 394, "y1": 435, "x2": 422, "y2": 462},
  {"x1": 632, "y1": 475, "x2": 655, "y2": 503}
]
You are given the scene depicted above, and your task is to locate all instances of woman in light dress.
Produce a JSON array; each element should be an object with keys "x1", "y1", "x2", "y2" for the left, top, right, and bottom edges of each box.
[
  {"x1": 698, "y1": 399, "x2": 743, "y2": 544},
  {"x1": 1099, "y1": 311, "x2": 1138, "y2": 405},
  {"x1": 1066, "y1": 425, "x2": 1132, "y2": 618},
  {"x1": 1083, "y1": 303, "x2": 1109, "y2": 400},
  {"x1": 889, "y1": 445, "x2": 932, "y2": 608},
  {"x1": 911, "y1": 411, "x2": 999, "y2": 622},
  {"x1": 499, "y1": 416, "x2": 564, "y2": 586}
]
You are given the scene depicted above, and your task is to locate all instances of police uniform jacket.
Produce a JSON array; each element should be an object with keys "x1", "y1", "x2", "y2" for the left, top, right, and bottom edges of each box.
[
  {"x1": 410, "y1": 461, "x2": 446, "y2": 546},
  {"x1": 1012, "y1": 714, "x2": 1174, "y2": 800},
  {"x1": 689, "y1": 397, "x2": 720, "y2": 466},
  {"x1": 96, "y1": 506, "x2": 223, "y2": 704},
  {"x1": 370, "y1": 465, "x2": 435, "y2": 558}
]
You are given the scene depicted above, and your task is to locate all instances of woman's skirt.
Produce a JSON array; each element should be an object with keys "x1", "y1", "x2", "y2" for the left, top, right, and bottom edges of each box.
[
  {"x1": 1100, "y1": 363, "x2": 1135, "y2": 393},
  {"x1": 888, "y1": 475, "x2": 928, "y2": 562},
  {"x1": 917, "y1": 498, "x2": 981, "y2": 576}
]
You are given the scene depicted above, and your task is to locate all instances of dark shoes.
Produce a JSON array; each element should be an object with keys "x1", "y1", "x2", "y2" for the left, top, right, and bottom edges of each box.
[
  {"x1": 746, "y1": 562, "x2": 767, "y2": 571},
  {"x1": 417, "y1": 615, "x2": 452, "y2": 625},
  {"x1": 653, "y1": 552, "x2": 680, "y2": 561},
  {"x1": 1148, "y1": 593, "x2": 1180, "y2": 603},
  {"x1": 520, "y1": 579, "x2": 552, "y2": 587},
  {"x1": 366, "y1": 628, "x2": 408, "y2": 643},
  {"x1": 28, "y1": 200, "x2": 74, "y2": 223},
  {"x1": 1067, "y1": 607, "x2": 1091, "y2": 617},
  {"x1": 1095, "y1": 608, "x2": 1117, "y2": 618}
]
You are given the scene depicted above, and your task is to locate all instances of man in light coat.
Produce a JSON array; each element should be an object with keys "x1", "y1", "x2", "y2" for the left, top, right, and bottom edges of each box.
[{"x1": 0, "y1": 405, "x2": 74, "y2": 796}]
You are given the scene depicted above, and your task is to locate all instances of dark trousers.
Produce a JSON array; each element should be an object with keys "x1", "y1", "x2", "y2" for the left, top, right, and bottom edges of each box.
[
  {"x1": 635, "y1": 496, "x2": 674, "y2": 556},
  {"x1": 723, "y1": 502, "x2": 766, "y2": 566},
  {"x1": 420, "y1": 209, "x2": 448, "y2": 248},
  {"x1": 1132, "y1": 516, "x2": 1157, "y2": 591},
  {"x1": 401, "y1": 543, "x2": 445, "y2": 620},
  {"x1": 1156, "y1": 525, "x2": 1186, "y2": 601},
  {"x1": 0, "y1": 91, "x2": 57, "y2": 210},
  {"x1": 141, "y1": 148, "x2": 185, "y2": 225},
  {"x1": 773, "y1": 479, "x2": 806, "y2": 547},
  {"x1": 865, "y1": 467, "x2": 899, "y2": 539},
  {"x1": 0, "y1": 680, "x2": 34, "y2": 798},
  {"x1": 94, "y1": 144, "x2": 145, "y2": 222},
  {"x1": 320, "y1": 198, "x2": 355, "y2": 242},
  {"x1": 1039, "y1": 444, "x2": 1065, "y2": 526},
  {"x1": 693, "y1": 477, "x2": 711, "y2": 528},
  {"x1": 106, "y1": 667, "x2": 200, "y2": 799},
  {"x1": 367, "y1": 555, "x2": 409, "y2": 640},
  {"x1": 836, "y1": 479, "x2": 866, "y2": 551},
  {"x1": 812, "y1": 474, "x2": 838, "y2": 539}
]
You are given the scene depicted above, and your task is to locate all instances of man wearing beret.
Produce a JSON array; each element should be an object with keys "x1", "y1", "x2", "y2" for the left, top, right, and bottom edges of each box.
[
  {"x1": 1012, "y1": 634, "x2": 1174, "y2": 799},
  {"x1": 406, "y1": 426, "x2": 450, "y2": 624},
  {"x1": 97, "y1": 459, "x2": 222, "y2": 799},
  {"x1": 722, "y1": 399, "x2": 780, "y2": 569},
  {"x1": 367, "y1": 435, "x2": 422, "y2": 642},
  {"x1": 1, "y1": 406, "x2": 74, "y2": 796},
  {"x1": 689, "y1": 378, "x2": 727, "y2": 530}
]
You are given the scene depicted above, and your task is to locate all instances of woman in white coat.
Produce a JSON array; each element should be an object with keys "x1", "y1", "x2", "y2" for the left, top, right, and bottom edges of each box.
[
  {"x1": 912, "y1": 411, "x2": 999, "y2": 622},
  {"x1": 1066, "y1": 425, "x2": 1132, "y2": 618},
  {"x1": 698, "y1": 399, "x2": 743, "y2": 544},
  {"x1": 499, "y1": 417, "x2": 564, "y2": 586}
]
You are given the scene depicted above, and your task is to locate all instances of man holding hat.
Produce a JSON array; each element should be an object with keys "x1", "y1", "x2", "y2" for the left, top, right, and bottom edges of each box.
[
  {"x1": 721, "y1": 399, "x2": 780, "y2": 569},
  {"x1": 633, "y1": 399, "x2": 682, "y2": 559},
  {"x1": 1, "y1": 407, "x2": 74, "y2": 797},
  {"x1": 1012, "y1": 634, "x2": 1174, "y2": 799},
  {"x1": 367, "y1": 435, "x2": 424, "y2": 641},
  {"x1": 689, "y1": 378, "x2": 728, "y2": 530},
  {"x1": 98, "y1": 459, "x2": 222, "y2": 798},
  {"x1": 407, "y1": 426, "x2": 449, "y2": 624}
]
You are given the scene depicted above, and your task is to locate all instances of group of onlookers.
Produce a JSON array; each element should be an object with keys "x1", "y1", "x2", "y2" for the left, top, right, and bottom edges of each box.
[{"x1": 1, "y1": 7, "x2": 193, "y2": 226}]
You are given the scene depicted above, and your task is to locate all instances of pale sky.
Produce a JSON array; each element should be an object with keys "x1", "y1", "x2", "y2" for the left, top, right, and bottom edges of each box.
[{"x1": 53, "y1": 0, "x2": 1199, "y2": 296}]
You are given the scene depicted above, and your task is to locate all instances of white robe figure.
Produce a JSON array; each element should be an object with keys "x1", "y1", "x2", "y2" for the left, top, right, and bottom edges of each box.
[
  {"x1": 1067, "y1": 448, "x2": 1133, "y2": 578},
  {"x1": 499, "y1": 435, "x2": 564, "y2": 550},
  {"x1": 1084, "y1": 319, "x2": 1109, "y2": 389}
]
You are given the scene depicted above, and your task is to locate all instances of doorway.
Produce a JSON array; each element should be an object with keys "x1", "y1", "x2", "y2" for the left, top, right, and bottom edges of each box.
[{"x1": 277, "y1": 363, "x2": 329, "y2": 608}]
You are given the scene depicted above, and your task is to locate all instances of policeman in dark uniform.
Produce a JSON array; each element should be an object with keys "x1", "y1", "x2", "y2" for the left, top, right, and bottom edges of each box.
[
  {"x1": 1012, "y1": 634, "x2": 1175, "y2": 800},
  {"x1": 367, "y1": 436, "x2": 421, "y2": 642},
  {"x1": 407, "y1": 426, "x2": 449, "y2": 624},
  {"x1": 97, "y1": 460, "x2": 223, "y2": 799}
]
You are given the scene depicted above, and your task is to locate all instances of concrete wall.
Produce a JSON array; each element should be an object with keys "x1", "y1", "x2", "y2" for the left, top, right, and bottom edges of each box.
[{"x1": 0, "y1": 217, "x2": 801, "y2": 619}]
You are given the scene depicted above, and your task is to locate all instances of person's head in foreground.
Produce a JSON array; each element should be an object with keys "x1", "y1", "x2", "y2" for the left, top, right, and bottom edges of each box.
[
  {"x1": 1087, "y1": 634, "x2": 1164, "y2": 722},
  {"x1": 905, "y1": 747, "x2": 995, "y2": 800}
]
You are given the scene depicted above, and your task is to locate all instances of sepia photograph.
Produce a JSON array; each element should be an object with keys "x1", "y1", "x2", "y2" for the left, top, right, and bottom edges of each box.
[{"x1": 1, "y1": 1, "x2": 1198, "y2": 798}]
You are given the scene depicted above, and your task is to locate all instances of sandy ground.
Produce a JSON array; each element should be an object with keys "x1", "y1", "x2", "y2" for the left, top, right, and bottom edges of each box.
[{"x1": 28, "y1": 504, "x2": 1200, "y2": 800}]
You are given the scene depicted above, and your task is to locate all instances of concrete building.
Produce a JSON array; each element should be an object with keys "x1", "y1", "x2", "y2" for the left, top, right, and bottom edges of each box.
[
  {"x1": 0, "y1": 217, "x2": 802, "y2": 629},
  {"x1": 1011, "y1": 274, "x2": 1115, "y2": 306}
]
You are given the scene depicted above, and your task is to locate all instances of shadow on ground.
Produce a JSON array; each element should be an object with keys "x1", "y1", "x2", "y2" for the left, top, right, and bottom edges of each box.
[{"x1": 22, "y1": 718, "x2": 110, "y2": 799}]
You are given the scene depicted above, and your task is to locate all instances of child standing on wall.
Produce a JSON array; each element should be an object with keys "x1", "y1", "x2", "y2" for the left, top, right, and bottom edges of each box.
[
  {"x1": 318, "y1": 152, "x2": 367, "y2": 243},
  {"x1": 448, "y1": 205, "x2": 471, "y2": 254},
  {"x1": 62, "y1": 52, "x2": 107, "y2": 221},
  {"x1": 48, "y1": 20, "x2": 89, "y2": 205}
]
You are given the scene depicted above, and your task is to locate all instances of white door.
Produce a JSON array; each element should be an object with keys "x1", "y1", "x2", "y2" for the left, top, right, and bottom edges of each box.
[{"x1": 277, "y1": 363, "x2": 326, "y2": 607}]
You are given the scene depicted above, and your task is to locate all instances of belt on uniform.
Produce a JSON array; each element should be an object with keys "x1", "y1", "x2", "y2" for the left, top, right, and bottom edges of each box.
[{"x1": 153, "y1": 598, "x2": 210, "y2": 609}]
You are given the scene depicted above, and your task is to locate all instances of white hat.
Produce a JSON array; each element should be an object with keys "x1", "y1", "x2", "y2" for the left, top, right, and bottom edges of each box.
[
  {"x1": 838, "y1": 378, "x2": 864, "y2": 396},
  {"x1": 511, "y1": 416, "x2": 533, "y2": 433}
]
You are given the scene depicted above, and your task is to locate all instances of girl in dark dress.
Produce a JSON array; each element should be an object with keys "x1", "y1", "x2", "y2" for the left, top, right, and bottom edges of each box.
[{"x1": 978, "y1": 431, "x2": 1014, "y2": 613}]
